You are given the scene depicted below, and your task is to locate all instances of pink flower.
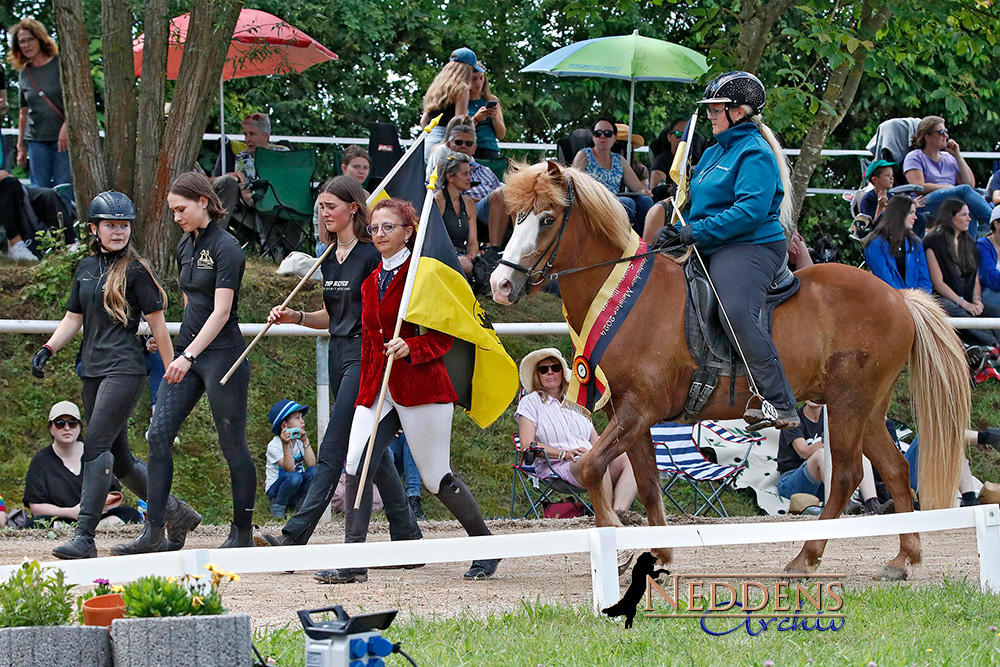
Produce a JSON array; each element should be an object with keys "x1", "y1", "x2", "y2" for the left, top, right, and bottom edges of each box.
[
  {"x1": 990, "y1": 626, "x2": 998, "y2": 632},
  {"x1": 868, "y1": 662, "x2": 877, "y2": 667},
  {"x1": 93, "y1": 578, "x2": 109, "y2": 585},
  {"x1": 764, "y1": 662, "x2": 774, "y2": 667}
]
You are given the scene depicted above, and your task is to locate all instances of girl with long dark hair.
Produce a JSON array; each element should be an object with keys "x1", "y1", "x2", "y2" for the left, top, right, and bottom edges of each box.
[
  {"x1": 863, "y1": 196, "x2": 932, "y2": 292},
  {"x1": 32, "y1": 191, "x2": 201, "y2": 559}
]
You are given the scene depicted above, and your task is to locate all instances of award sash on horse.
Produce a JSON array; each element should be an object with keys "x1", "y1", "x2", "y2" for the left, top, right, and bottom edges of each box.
[{"x1": 564, "y1": 232, "x2": 654, "y2": 413}]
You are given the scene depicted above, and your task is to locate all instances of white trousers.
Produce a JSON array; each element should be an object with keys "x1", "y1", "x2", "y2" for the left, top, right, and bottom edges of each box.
[{"x1": 345, "y1": 390, "x2": 455, "y2": 494}]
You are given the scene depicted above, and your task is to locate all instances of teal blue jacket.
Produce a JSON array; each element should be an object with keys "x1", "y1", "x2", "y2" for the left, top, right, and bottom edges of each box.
[{"x1": 686, "y1": 122, "x2": 786, "y2": 255}]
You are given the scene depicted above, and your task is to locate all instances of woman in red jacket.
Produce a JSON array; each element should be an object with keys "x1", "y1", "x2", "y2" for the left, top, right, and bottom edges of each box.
[{"x1": 317, "y1": 198, "x2": 499, "y2": 584}]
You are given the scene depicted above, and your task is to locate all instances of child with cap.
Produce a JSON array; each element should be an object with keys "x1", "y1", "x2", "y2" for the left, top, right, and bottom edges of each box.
[
  {"x1": 858, "y1": 159, "x2": 928, "y2": 235},
  {"x1": 265, "y1": 399, "x2": 316, "y2": 519}
]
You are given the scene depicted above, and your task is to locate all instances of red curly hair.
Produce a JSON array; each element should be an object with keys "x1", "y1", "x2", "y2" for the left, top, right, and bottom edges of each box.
[{"x1": 372, "y1": 199, "x2": 419, "y2": 250}]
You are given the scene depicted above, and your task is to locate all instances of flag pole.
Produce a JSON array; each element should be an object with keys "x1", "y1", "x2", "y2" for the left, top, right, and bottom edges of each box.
[
  {"x1": 219, "y1": 115, "x2": 443, "y2": 385},
  {"x1": 353, "y1": 171, "x2": 438, "y2": 509}
]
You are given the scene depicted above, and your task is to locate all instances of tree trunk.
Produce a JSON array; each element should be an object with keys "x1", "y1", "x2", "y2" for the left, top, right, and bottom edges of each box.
[
  {"x1": 52, "y1": 0, "x2": 107, "y2": 220},
  {"x1": 138, "y1": 0, "x2": 244, "y2": 277},
  {"x1": 787, "y1": 2, "x2": 892, "y2": 223},
  {"x1": 735, "y1": 0, "x2": 798, "y2": 73},
  {"x1": 101, "y1": 0, "x2": 137, "y2": 195}
]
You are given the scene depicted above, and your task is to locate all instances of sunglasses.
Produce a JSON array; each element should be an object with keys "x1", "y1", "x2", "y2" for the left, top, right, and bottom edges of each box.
[
  {"x1": 537, "y1": 363, "x2": 562, "y2": 375},
  {"x1": 450, "y1": 139, "x2": 476, "y2": 147},
  {"x1": 52, "y1": 418, "x2": 80, "y2": 429},
  {"x1": 673, "y1": 130, "x2": 684, "y2": 138},
  {"x1": 592, "y1": 129, "x2": 616, "y2": 138},
  {"x1": 932, "y1": 129, "x2": 949, "y2": 136},
  {"x1": 366, "y1": 222, "x2": 406, "y2": 235},
  {"x1": 705, "y1": 107, "x2": 727, "y2": 119}
]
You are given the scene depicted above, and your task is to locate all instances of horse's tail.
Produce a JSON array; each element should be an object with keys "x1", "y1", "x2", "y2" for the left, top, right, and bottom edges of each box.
[{"x1": 900, "y1": 289, "x2": 970, "y2": 510}]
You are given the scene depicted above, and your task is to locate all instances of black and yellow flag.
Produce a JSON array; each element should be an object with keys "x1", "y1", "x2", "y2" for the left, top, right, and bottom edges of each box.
[{"x1": 669, "y1": 113, "x2": 698, "y2": 224}]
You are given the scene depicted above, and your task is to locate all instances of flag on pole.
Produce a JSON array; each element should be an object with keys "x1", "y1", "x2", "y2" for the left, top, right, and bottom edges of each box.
[
  {"x1": 387, "y1": 163, "x2": 519, "y2": 428},
  {"x1": 668, "y1": 113, "x2": 698, "y2": 225}
]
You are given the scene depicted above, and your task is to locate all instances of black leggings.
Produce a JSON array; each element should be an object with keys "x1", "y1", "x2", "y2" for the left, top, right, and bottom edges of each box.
[
  {"x1": 706, "y1": 239, "x2": 796, "y2": 410},
  {"x1": 146, "y1": 347, "x2": 254, "y2": 530},
  {"x1": 80, "y1": 374, "x2": 145, "y2": 478},
  {"x1": 0, "y1": 176, "x2": 74, "y2": 244},
  {"x1": 282, "y1": 336, "x2": 405, "y2": 544}
]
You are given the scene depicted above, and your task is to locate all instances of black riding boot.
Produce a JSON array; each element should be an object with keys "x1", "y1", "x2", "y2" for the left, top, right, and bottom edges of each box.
[
  {"x1": 433, "y1": 473, "x2": 500, "y2": 580},
  {"x1": 219, "y1": 523, "x2": 255, "y2": 548},
  {"x1": 117, "y1": 459, "x2": 202, "y2": 549},
  {"x1": 53, "y1": 452, "x2": 115, "y2": 560},
  {"x1": 111, "y1": 521, "x2": 169, "y2": 555},
  {"x1": 315, "y1": 474, "x2": 369, "y2": 584}
]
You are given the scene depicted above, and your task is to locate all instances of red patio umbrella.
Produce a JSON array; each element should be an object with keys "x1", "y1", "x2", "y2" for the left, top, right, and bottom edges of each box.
[{"x1": 133, "y1": 8, "x2": 337, "y2": 169}]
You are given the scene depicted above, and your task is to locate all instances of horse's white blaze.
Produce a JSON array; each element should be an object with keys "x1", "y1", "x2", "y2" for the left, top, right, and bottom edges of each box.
[{"x1": 490, "y1": 212, "x2": 541, "y2": 304}]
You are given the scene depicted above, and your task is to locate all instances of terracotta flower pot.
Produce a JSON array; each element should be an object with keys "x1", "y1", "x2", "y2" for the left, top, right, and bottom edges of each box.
[{"x1": 82, "y1": 593, "x2": 126, "y2": 627}]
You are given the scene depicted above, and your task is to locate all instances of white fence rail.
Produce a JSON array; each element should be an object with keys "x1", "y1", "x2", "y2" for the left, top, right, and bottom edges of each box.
[{"x1": 0, "y1": 506, "x2": 996, "y2": 613}]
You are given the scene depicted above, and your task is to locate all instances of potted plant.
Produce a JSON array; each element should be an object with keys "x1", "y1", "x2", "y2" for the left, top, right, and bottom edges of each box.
[
  {"x1": 0, "y1": 561, "x2": 112, "y2": 667},
  {"x1": 111, "y1": 564, "x2": 251, "y2": 667},
  {"x1": 80, "y1": 579, "x2": 126, "y2": 627}
]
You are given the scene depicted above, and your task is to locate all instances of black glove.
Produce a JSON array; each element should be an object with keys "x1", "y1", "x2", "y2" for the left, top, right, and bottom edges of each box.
[
  {"x1": 32, "y1": 346, "x2": 52, "y2": 379},
  {"x1": 653, "y1": 224, "x2": 693, "y2": 251}
]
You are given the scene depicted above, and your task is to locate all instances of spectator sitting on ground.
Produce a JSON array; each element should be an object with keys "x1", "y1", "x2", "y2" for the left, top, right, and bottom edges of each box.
[
  {"x1": 903, "y1": 115, "x2": 993, "y2": 236},
  {"x1": 419, "y1": 47, "x2": 478, "y2": 163},
  {"x1": 858, "y1": 159, "x2": 928, "y2": 236},
  {"x1": 265, "y1": 399, "x2": 316, "y2": 520},
  {"x1": 23, "y1": 401, "x2": 141, "y2": 527},
  {"x1": 211, "y1": 112, "x2": 289, "y2": 232},
  {"x1": 572, "y1": 117, "x2": 654, "y2": 234},
  {"x1": 976, "y1": 207, "x2": 1000, "y2": 313},
  {"x1": 924, "y1": 198, "x2": 1000, "y2": 346},
  {"x1": 434, "y1": 152, "x2": 479, "y2": 276},
  {"x1": 776, "y1": 401, "x2": 892, "y2": 515},
  {"x1": 468, "y1": 61, "x2": 505, "y2": 161},
  {"x1": 316, "y1": 145, "x2": 371, "y2": 255},
  {"x1": 864, "y1": 196, "x2": 932, "y2": 292},
  {"x1": 1, "y1": 168, "x2": 75, "y2": 261},
  {"x1": 514, "y1": 348, "x2": 638, "y2": 512},
  {"x1": 902, "y1": 427, "x2": 1000, "y2": 507}
]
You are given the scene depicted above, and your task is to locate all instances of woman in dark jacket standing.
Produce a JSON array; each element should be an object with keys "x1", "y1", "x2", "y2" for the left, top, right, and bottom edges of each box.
[
  {"x1": 258, "y1": 176, "x2": 420, "y2": 552},
  {"x1": 31, "y1": 191, "x2": 201, "y2": 559},
  {"x1": 114, "y1": 172, "x2": 256, "y2": 554},
  {"x1": 656, "y1": 71, "x2": 798, "y2": 430}
]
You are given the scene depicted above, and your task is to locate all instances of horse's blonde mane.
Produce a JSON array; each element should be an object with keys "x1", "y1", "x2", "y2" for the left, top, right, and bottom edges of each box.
[{"x1": 503, "y1": 161, "x2": 632, "y2": 252}]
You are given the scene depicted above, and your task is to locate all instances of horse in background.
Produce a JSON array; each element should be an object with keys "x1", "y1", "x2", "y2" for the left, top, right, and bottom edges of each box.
[{"x1": 490, "y1": 160, "x2": 970, "y2": 580}]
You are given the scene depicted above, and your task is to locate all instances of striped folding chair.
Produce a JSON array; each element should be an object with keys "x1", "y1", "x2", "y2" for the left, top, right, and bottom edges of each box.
[
  {"x1": 509, "y1": 433, "x2": 593, "y2": 519},
  {"x1": 651, "y1": 421, "x2": 762, "y2": 518}
]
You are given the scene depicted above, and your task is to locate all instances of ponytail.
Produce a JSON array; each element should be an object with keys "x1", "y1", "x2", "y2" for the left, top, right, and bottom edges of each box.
[{"x1": 748, "y1": 112, "x2": 794, "y2": 235}]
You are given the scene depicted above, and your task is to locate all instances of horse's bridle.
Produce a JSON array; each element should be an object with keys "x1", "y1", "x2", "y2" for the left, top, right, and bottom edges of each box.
[{"x1": 497, "y1": 177, "x2": 577, "y2": 287}]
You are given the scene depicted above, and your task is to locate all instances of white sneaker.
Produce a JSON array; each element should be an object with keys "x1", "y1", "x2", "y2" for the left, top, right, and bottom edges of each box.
[{"x1": 7, "y1": 240, "x2": 38, "y2": 262}]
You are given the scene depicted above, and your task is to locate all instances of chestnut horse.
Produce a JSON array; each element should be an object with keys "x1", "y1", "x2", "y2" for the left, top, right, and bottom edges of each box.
[{"x1": 490, "y1": 161, "x2": 970, "y2": 580}]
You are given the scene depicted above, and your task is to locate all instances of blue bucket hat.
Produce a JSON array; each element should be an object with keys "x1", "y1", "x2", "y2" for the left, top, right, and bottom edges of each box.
[
  {"x1": 268, "y1": 399, "x2": 310, "y2": 435},
  {"x1": 450, "y1": 47, "x2": 485, "y2": 72}
]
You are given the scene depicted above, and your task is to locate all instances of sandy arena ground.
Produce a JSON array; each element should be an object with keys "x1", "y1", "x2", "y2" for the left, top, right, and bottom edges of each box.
[{"x1": 0, "y1": 515, "x2": 980, "y2": 630}]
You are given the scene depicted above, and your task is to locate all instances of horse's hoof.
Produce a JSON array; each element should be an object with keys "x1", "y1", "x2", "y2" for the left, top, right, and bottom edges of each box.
[{"x1": 874, "y1": 565, "x2": 908, "y2": 581}]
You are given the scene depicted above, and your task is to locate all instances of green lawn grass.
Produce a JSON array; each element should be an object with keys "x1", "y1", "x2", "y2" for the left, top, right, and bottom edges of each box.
[
  {"x1": 2, "y1": 253, "x2": 999, "y2": 524},
  {"x1": 253, "y1": 578, "x2": 1000, "y2": 666}
]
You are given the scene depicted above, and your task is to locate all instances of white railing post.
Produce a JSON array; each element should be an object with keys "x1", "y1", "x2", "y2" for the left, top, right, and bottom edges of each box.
[
  {"x1": 975, "y1": 504, "x2": 1000, "y2": 594},
  {"x1": 589, "y1": 527, "x2": 619, "y2": 614}
]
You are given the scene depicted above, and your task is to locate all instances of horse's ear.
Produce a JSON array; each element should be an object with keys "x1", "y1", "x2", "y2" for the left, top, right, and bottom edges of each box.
[{"x1": 546, "y1": 160, "x2": 563, "y2": 177}]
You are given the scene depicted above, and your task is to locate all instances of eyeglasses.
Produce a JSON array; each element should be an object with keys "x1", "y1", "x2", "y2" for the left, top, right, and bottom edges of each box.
[
  {"x1": 933, "y1": 129, "x2": 949, "y2": 136},
  {"x1": 592, "y1": 129, "x2": 616, "y2": 138},
  {"x1": 705, "y1": 107, "x2": 727, "y2": 119},
  {"x1": 450, "y1": 139, "x2": 476, "y2": 147},
  {"x1": 52, "y1": 418, "x2": 80, "y2": 429},
  {"x1": 366, "y1": 222, "x2": 405, "y2": 235},
  {"x1": 537, "y1": 363, "x2": 562, "y2": 375}
]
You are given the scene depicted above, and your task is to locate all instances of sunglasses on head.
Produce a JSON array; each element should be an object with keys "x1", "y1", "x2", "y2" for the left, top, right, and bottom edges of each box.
[
  {"x1": 592, "y1": 129, "x2": 616, "y2": 138},
  {"x1": 451, "y1": 139, "x2": 476, "y2": 147},
  {"x1": 537, "y1": 363, "x2": 562, "y2": 375},
  {"x1": 52, "y1": 418, "x2": 80, "y2": 429}
]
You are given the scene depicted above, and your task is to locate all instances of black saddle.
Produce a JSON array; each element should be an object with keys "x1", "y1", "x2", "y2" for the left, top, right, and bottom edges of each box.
[{"x1": 681, "y1": 254, "x2": 800, "y2": 420}]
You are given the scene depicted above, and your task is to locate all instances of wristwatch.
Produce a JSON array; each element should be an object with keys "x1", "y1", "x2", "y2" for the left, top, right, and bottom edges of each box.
[{"x1": 181, "y1": 351, "x2": 197, "y2": 363}]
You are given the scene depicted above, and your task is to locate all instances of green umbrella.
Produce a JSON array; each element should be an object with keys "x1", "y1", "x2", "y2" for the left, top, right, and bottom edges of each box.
[{"x1": 521, "y1": 30, "x2": 709, "y2": 159}]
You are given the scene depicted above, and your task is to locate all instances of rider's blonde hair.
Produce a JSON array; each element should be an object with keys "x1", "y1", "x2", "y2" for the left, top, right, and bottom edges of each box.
[{"x1": 739, "y1": 105, "x2": 794, "y2": 235}]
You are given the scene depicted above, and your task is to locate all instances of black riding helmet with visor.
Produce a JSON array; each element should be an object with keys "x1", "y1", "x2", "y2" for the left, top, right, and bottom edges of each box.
[
  {"x1": 697, "y1": 71, "x2": 766, "y2": 128},
  {"x1": 87, "y1": 190, "x2": 135, "y2": 253}
]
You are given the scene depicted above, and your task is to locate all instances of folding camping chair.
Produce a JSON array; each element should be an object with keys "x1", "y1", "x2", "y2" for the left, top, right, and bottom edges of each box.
[
  {"x1": 251, "y1": 148, "x2": 316, "y2": 261},
  {"x1": 509, "y1": 434, "x2": 593, "y2": 519},
  {"x1": 367, "y1": 122, "x2": 403, "y2": 192},
  {"x1": 651, "y1": 421, "x2": 762, "y2": 518}
]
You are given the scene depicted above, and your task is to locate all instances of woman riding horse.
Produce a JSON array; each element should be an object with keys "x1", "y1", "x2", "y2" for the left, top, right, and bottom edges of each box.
[
  {"x1": 489, "y1": 158, "x2": 969, "y2": 581},
  {"x1": 655, "y1": 71, "x2": 798, "y2": 431}
]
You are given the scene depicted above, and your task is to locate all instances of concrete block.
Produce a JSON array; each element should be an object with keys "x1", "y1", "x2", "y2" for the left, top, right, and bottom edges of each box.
[
  {"x1": 0, "y1": 626, "x2": 111, "y2": 667},
  {"x1": 111, "y1": 613, "x2": 252, "y2": 667}
]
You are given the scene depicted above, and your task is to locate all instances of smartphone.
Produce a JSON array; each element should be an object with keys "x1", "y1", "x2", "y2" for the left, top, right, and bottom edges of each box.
[{"x1": 486, "y1": 100, "x2": 497, "y2": 109}]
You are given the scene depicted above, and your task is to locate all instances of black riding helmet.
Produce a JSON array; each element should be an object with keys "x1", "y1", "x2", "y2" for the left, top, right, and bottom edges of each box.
[
  {"x1": 88, "y1": 190, "x2": 136, "y2": 222},
  {"x1": 697, "y1": 71, "x2": 766, "y2": 128}
]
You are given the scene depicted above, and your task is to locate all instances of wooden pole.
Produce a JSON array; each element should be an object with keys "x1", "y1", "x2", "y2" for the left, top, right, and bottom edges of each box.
[
  {"x1": 353, "y1": 172, "x2": 439, "y2": 509},
  {"x1": 219, "y1": 115, "x2": 443, "y2": 385}
]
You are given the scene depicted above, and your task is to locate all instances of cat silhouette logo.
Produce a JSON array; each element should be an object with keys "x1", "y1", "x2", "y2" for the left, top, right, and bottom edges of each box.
[
  {"x1": 602, "y1": 552, "x2": 669, "y2": 629},
  {"x1": 196, "y1": 249, "x2": 214, "y2": 269}
]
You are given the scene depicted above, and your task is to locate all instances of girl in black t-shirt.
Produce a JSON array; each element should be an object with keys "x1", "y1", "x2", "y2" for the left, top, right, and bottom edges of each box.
[
  {"x1": 31, "y1": 191, "x2": 201, "y2": 559},
  {"x1": 924, "y1": 198, "x2": 1000, "y2": 346},
  {"x1": 114, "y1": 172, "x2": 255, "y2": 555},
  {"x1": 258, "y1": 176, "x2": 420, "y2": 570}
]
